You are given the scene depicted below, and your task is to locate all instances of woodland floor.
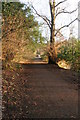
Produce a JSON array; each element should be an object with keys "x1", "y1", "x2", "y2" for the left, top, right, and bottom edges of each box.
[{"x1": 2, "y1": 58, "x2": 79, "y2": 119}]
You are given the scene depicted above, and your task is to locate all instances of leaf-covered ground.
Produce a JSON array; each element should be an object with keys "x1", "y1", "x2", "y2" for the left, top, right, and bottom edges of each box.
[{"x1": 2, "y1": 65, "x2": 32, "y2": 119}]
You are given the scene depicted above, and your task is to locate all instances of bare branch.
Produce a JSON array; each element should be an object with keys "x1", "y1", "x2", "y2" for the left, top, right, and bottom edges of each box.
[
  {"x1": 56, "y1": 8, "x2": 77, "y2": 17},
  {"x1": 55, "y1": 18, "x2": 77, "y2": 36},
  {"x1": 41, "y1": 15, "x2": 51, "y2": 25},
  {"x1": 32, "y1": 6, "x2": 51, "y2": 29},
  {"x1": 55, "y1": 0, "x2": 67, "y2": 8}
]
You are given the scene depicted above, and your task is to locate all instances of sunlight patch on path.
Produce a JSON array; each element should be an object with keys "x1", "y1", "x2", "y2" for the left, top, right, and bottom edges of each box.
[
  {"x1": 19, "y1": 61, "x2": 48, "y2": 64},
  {"x1": 18, "y1": 58, "x2": 48, "y2": 64}
]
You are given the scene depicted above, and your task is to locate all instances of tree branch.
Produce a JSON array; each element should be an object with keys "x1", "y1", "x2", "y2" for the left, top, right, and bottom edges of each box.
[
  {"x1": 32, "y1": 6, "x2": 51, "y2": 29},
  {"x1": 55, "y1": 18, "x2": 77, "y2": 36},
  {"x1": 56, "y1": 8, "x2": 77, "y2": 17},
  {"x1": 55, "y1": 0, "x2": 67, "y2": 8},
  {"x1": 41, "y1": 15, "x2": 51, "y2": 25}
]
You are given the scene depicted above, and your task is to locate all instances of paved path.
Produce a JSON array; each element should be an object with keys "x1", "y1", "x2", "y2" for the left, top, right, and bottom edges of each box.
[{"x1": 22, "y1": 62, "x2": 78, "y2": 118}]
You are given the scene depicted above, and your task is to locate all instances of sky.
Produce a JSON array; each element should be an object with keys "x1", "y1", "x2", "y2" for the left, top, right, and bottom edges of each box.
[{"x1": 20, "y1": 0, "x2": 80, "y2": 40}]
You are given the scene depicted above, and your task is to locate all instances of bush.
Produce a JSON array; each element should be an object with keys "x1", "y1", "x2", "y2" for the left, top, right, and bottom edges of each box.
[{"x1": 57, "y1": 38, "x2": 80, "y2": 71}]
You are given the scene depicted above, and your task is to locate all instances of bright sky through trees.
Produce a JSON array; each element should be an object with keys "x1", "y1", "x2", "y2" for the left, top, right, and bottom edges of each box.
[{"x1": 20, "y1": 0, "x2": 79, "y2": 39}]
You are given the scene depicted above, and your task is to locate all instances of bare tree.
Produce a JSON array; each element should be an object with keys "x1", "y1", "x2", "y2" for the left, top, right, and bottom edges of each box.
[{"x1": 32, "y1": 0, "x2": 77, "y2": 64}]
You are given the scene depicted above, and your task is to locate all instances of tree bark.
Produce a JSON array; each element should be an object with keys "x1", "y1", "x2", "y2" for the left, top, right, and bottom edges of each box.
[{"x1": 48, "y1": 0, "x2": 57, "y2": 64}]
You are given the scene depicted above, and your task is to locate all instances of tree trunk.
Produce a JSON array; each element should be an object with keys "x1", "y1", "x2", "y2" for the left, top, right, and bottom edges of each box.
[{"x1": 48, "y1": 0, "x2": 57, "y2": 64}]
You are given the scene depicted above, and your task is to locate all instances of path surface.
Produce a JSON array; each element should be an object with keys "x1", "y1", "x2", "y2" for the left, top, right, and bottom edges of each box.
[
  {"x1": 3, "y1": 58, "x2": 78, "y2": 119},
  {"x1": 21, "y1": 59, "x2": 78, "y2": 118}
]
